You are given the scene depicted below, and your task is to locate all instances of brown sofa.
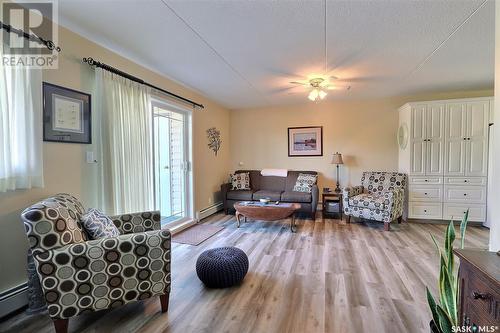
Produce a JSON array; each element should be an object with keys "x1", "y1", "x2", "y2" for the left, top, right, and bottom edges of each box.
[{"x1": 221, "y1": 170, "x2": 319, "y2": 219}]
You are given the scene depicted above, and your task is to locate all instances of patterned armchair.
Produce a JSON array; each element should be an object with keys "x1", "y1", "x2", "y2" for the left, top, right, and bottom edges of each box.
[
  {"x1": 342, "y1": 172, "x2": 407, "y2": 231},
  {"x1": 21, "y1": 194, "x2": 171, "y2": 333}
]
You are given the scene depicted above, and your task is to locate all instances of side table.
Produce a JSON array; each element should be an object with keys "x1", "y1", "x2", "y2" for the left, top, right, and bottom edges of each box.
[{"x1": 322, "y1": 191, "x2": 343, "y2": 220}]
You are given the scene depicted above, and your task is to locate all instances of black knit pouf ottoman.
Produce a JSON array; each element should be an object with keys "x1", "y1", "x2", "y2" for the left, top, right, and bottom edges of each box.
[{"x1": 196, "y1": 247, "x2": 249, "y2": 288}]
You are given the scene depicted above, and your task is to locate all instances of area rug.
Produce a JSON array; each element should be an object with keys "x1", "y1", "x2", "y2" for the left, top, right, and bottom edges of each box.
[{"x1": 172, "y1": 224, "x2": 224, "y2": 246}]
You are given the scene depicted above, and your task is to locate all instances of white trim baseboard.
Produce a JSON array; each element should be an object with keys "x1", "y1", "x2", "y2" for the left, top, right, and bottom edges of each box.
[
  {"x1": 196, "y1": 202, "x2": 223, "y2": 221},
  {"x1": 0, "y1": 283, "x2": 28, "y2": 318},
  {"x1": 167, "y1": 219, "x2": 197, "y2": 235}
]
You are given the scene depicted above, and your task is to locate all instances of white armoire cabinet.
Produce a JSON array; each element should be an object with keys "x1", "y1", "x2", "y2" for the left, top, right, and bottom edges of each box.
[{"x1": 398, "y1": 97, "x2": 492, "y2": 222}]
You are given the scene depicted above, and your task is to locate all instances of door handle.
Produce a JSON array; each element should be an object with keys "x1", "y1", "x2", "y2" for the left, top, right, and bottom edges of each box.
[{"x1": 164, "y1": 166, "x2": 170, "y2": 169}]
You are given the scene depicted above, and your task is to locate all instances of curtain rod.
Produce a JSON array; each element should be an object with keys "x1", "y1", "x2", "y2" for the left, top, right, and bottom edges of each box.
[
  {"x1": 82, "y1": 57, "x2": 204, "y2": 109},
  {"x1": 0, "y1": 20, "x2": 61, "y2": 52}
]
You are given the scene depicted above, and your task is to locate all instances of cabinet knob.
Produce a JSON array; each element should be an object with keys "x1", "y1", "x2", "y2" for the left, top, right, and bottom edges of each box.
[
  {"x1": 424, "y1": 210, "x2": 427, "y2": 212},
  {"x1": 472, "y1": 291, "x2": 490, "y2": 300},
  {"x1": 467, "y1": 138, "x2": 471, "y2": 140},
  {"x1": 424, "y1": 179, "x2": 428, "y2": 182},
  {"x1": 463, "y1": 138, "x2": 466, "y2": 141},
  {"x1": 424, "y1": 193, "x2": 428, "y2": 195},
  {"x1": 464, "y1": 180, "x2": 468, "y2": 183},
  {"x1": 464, "y1": 193, "x2": 467, "y2": 196}
]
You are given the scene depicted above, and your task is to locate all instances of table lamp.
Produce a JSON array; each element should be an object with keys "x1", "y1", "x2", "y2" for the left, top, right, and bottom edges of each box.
[{"x1": 331, "y1": 152, "x2": 344, "y2": 193}]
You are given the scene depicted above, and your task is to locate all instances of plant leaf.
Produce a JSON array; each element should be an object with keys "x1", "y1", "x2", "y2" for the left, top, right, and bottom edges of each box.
[
  {"x1": 445, "y1": 221, "x2": 456, "y2": 285},
  {"x1": 431, "y1": 233, "x2": 441, "y2": 254},
  {"x1": 439, "y1": 256, "x2": 458, "y2": 326},
  {"x1": 426, "y1": 287, "x2": 442, "y2": 333},
  {"x1": 460, "y1": 210, "x2": 469, "y2": 249},
  {"x1": 436, "y1": 304, "x2": 453, "y2": 333}
]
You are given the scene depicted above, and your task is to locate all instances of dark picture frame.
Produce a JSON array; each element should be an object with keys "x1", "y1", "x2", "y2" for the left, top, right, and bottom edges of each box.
[
  {"x1": 43, "y1": 82, "x2": 91, "y2": 144},
  {"x1": 288, "y1": 126, "x2": 323, "y2": 157}
]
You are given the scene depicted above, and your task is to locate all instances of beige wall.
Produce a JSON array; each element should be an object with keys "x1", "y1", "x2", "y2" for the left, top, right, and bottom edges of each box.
[
  {"x1": 229, "y1": 89, "x2": 493, "y2": 192},
  {"x1": 0, "y1": 25, "x2": 231, "y2": 294}
]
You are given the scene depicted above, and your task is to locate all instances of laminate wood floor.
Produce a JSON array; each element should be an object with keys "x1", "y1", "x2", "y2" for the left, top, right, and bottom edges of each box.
[{"x1": 0, "y1": 214, "x2": 490, "y2": 333}]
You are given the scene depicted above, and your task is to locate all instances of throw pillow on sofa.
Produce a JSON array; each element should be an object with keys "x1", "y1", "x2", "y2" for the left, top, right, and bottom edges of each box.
[
  {"x1": 230, "y1": 172, "x2": 250, "y2": 190},
  {"x1": 293, "y1": 173, "x2": 318, "y2": 193},
  {"x1": 80, "y1": 208, "x2": 120, "y2": 239}
]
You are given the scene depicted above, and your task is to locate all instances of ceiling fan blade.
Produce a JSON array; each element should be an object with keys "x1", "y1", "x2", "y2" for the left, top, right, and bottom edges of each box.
[
  {"x1": 289, "y1": 81, "x2": 307, "y2": 85},
  {"x1": 270, "y1": 86, "x2": 305, "y2": 94},
  {"x1": 329, "y1": 75, "x2": 338, "y2": 80},
  {"x1": 336, "y1": 76, "x2": 391, "y2": 83},
  {"x1": 325, "y1": 85, "x2": 351, "y2": 90}
]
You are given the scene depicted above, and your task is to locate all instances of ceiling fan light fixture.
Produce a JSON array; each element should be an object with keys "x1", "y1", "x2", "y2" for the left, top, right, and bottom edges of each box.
[
  {"x1": 319, "y1": 90, "x2": 327, "y2": 99},
  {"x1": 308, "y1": 89, "x2": 319, "y2": 101}
]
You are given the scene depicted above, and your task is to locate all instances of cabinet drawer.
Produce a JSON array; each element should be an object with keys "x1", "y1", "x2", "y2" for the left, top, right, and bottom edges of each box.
[
  {"x1": 409, "y1": 176, "x2": 443, "y2": 185},
  {"x1": 409, "y1": 185, "x2": 442, "y2": 201},
  {"x1": 465, "y1": 270, "x2": 500, "y2": 325},
  {"x1": 444, "y1": 177, "x2": 487, "y2": 186},
  {"x1": 443, "y1": 203, "x2": 486, "y2": 222},
  {"x1": 409, "y1": 202, "x2": 442, "y2": 219},
  {"x1": 444, "y1": 186, "x2": 486, "y2": 204}
]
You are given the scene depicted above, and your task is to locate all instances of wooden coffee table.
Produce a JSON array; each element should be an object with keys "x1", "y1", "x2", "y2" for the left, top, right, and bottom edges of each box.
[{"x1": 234, "y1": 201, "x2": 301, "y2": 232}]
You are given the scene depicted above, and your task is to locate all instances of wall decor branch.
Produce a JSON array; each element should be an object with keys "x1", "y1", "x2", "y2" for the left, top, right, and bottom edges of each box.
[{"x1": 207, "y1": 127, "x2": 222, "y2": 156}]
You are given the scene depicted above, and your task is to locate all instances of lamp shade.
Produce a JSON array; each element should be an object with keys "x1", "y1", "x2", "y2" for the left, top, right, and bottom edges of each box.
[{"x1": 331, "y1": 152, "x2": 343, "y2": 165}]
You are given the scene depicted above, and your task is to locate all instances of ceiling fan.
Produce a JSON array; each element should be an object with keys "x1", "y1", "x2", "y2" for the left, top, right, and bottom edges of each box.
[
  {"x1": 289, "y1": 76, "x2": 351, "y2": 101},
  {"x1": 285, "y1": 0, "x2": 352, "y2": 102}
]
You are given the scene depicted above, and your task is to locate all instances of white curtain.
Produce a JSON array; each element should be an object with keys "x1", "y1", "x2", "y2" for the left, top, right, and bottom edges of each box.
[
  {"x1": 95, "y1": 68, "x2": 154, "y2": 214},
  {"x1": 0, "y1": 50, "x2": 43, "y2": 192}
]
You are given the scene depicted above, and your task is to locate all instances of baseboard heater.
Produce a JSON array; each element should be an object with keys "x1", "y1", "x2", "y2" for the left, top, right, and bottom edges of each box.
[
  {"x1": 0, "y1": 282, "x2": 28, "y2": 318},
  {"x1": 196, "y1": 202, "x2": 223, "y2": 221}
]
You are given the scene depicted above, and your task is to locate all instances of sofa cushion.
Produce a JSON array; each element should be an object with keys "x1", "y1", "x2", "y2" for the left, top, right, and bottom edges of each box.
[
  {"x1": 230, "y1": 172, "x2": 250, "y2": 190},
  {"x1": 361, "y1": 171, "x2": 407, "y2": 194},
  {"x1": 259, "y1": 176, "x2": 286, "y2": 192},
  {"x1": 21, "y1": 193, "x2": 88, "y2": 256},
  {"x1": 293, "y1": 173, "x2": 318, "y2": 193},
  {"x1": 252, "y1": 190, "x2": 282, "y2": 201},
  {"x1": 348, "y1": 193, "x2": 387, "y2": 210},
  {"x1": 81, "y1": 208, "x2": 121, "y2": 239},
  {"x1": 281, "y1": 191, "x2": 312, "y2": 203},
  {"x1": 227, "y1": 190, "x2": 254, "y2": 201}
]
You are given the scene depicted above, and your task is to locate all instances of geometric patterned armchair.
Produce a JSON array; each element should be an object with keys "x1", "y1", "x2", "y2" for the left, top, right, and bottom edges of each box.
[
  {"x1": 21, "y1": 193, "x2": 171, "y2": 333},
  {"x1": 342, "y1": 172, "x2": 407, "y2": 231}
]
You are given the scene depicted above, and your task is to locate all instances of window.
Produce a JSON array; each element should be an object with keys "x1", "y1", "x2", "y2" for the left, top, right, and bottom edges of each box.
[{"x1": 0, "y1": 58, "x2": 43, "y2": 191}]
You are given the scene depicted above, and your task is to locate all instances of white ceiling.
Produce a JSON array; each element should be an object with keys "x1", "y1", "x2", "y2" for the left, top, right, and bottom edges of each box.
[{"x1": 57, "y1": 0, "x2": 494, "y2": 109}]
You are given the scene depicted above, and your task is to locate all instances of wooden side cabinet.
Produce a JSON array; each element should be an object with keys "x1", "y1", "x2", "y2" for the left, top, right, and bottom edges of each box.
[
  {"x1": 322, "y1": 191, "x2": 343, "y2": 220},
  {"x1": 454, "y1": 249, "x2": 500, "y2": 330}
]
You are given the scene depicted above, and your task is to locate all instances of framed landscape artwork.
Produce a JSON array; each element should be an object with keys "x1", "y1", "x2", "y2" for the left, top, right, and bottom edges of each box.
[
  {"x1": 288, "y1": 126, "x2": 323, "y2": 157},
  {"x1": 43, "y1": 82, "x2": 91, "y2": 144}
]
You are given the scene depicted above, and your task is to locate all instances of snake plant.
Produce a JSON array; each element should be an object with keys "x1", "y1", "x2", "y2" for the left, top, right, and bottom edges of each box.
[{"x1": 426, "y1": 210, "x2": 469, "y2": 333}]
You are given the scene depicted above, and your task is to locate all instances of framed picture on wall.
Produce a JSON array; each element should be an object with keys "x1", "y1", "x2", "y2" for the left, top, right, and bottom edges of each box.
[
  {"x1": 288, "y1": 126, "x2": 323, "y2": 157},
  {"x1": 43, "y1": 82, "x2": 91, "y2": 144}
]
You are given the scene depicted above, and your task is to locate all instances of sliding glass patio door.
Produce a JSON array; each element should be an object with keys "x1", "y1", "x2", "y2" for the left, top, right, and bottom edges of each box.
[{"x1": 153, "y1": 100, "x2": 192, "y2": 227}]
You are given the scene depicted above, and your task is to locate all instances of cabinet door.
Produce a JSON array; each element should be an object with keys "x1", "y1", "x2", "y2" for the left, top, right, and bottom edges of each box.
[
  {"x1": 465, "y1": 101, "x2": 489, "y2": 176},
  {"x1": 410, "y1": 105, "x2": 426, "y2": 175},
  {"x1": 426, "y1": 104, "x2": 444, "y2": 175},
  {"x1": 444, "y1": 103, "x2": 466, "y2": 176}
]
